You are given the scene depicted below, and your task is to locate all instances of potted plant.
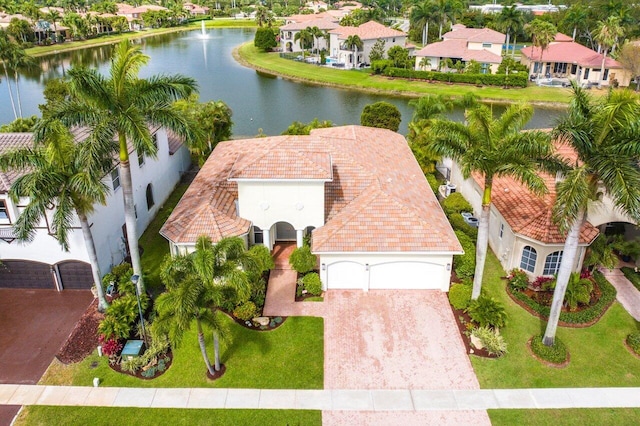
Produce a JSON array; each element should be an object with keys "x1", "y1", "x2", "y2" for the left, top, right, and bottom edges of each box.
[{"x1": 611, "y1": 236, "x2": 640, "y2": 263}]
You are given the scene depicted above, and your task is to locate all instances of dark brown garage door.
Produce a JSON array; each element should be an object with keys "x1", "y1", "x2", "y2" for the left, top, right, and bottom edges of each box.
[
  {"x1": 57, "y1": 261, "x2": 93, "y2": 289},
  {"x1": 0, "y1": 260, "x2": 55, "y2": 289}
]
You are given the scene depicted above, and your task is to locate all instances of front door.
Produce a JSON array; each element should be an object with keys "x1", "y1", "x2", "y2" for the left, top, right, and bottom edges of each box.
[{"x1": 275, "y1": 222, "x2": 296, "y2": 241}]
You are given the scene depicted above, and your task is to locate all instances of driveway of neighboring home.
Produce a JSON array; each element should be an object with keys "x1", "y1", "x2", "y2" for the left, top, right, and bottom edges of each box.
[
  {"x1": 322, "y1": 290, "x2": 490, "y2": 425},
  {"x1": 0, "y1": 289, "x2": 92, "y2": 424}
]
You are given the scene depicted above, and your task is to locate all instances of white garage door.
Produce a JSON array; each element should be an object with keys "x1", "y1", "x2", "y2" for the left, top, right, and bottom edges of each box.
[
  {"x1": 327, "y1": 261, "x2": 364, "y2": 289},
  {"x1": 369, "y1": 262, "x2": 443, "y2": 290}
]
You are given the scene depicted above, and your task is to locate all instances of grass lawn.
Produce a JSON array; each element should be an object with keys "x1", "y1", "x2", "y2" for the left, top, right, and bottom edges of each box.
[
  {"x1": 471, "y1": 251, "x2": 640, "y2": 388},
  {"x1": 237, "y1": 43, "x2": 580, "y2": 105},
  {"x1": 488, "y1": 408, "x2": 640, "y2": 425},
  {"x1": 15, "y1": 407, "x2": 320, "y2": 426},
  {"x1": 39, "y1": 314, "x2": 323, "y2": 389},
  {"x1": 139, "y1": 182, "x2": 190, "y2": 292}
]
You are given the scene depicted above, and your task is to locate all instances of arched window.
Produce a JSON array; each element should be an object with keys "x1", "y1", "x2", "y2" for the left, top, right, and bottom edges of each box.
[
  {"x1": 520, "y1": 246, "x2": 537, "y2": 273},
  {"x1": 543, "y1": 251, "x2": 563, "y2": 276},
  {"x1": 145, "y1": 184, "x2": 154, "y2": 210}
]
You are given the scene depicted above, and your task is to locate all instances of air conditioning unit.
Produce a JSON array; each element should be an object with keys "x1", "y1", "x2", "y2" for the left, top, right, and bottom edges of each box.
[{"x1": 445, "y1": 183, "x2": 457, "y2": 197}]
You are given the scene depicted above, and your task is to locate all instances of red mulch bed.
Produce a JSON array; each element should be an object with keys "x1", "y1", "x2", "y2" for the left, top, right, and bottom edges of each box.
[
  {"x1": 206, "y1": 364, "x2": 226, "y2": 380},
  {"x1": 56, "y1": 299, "x2": 104, "y2": 364},
  {"x1": 108, "y1": 351, "x2": 173, "y2": 379},
  {"x1": 448, "y1": 303, "x2": 498, "y2": 359}
]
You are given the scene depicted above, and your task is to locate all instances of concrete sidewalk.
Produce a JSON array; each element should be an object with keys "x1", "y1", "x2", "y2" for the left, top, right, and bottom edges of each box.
[{"x1": 2, "y1": 385, "x2": 640, "y2": 410}]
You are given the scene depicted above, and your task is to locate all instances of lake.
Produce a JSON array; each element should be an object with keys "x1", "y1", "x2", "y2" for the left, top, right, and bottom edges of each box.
[{"x1": 0, "y1": 28, "x2": 563, "y2": 136}]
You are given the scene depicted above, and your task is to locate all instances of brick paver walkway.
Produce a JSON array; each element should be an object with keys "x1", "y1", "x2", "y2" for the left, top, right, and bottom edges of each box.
[{"x1": 600, "y1": 267, "x2": 640, "y2": 321}]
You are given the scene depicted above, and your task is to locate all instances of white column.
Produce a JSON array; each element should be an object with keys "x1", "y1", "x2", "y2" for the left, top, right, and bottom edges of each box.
[
  {"x1": 296, "y1": 229, "x2": 304, "y2": 248},
  {"x1": 263, "y1": 228, "x2": 271, "y2": 251},
  {"x1": 363, "y1": 264, "x2": 370, "y2": 292}
]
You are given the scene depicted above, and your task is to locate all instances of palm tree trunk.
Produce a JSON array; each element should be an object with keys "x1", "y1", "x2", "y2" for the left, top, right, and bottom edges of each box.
[
  {"x1": 78, "y1": 211, "x2": 109, "y2": 312},
  {"x1": 511, "y1": 34, "x2": 517, "y2": 57},
  {"x1": 118, "y1": 138, "x2": 144, "y2": 294},
  {"x1": 213, "y1": 332, "x2": 221, "y2": 371},
  {"x1": 600, "y1": 50, "x2": 607, "y2": 82},
  {"x1": 542, "y1": 212, "x2": 585, "y2": 346},
  {"x1": 439, "y1": 22, "x2": 443, "y2": 39},
  {"x1": 3, "y1": 65, "x2": 18, "y2": 120},
  {"x1": 505, "y1": 32, "x2": 510, "y2": 56},
  {"x1": 472, "y1": 182, "x2": 492, "y2": 300},
  {"x1": 14, "y1": 71, "x2": 23, "y2": 118},
  {"x1": 197, "y1": 319, "x2": 215, "y2": 375},
  {"x1": 572, "y1": 26, "x2": 577, "y2": 41}
]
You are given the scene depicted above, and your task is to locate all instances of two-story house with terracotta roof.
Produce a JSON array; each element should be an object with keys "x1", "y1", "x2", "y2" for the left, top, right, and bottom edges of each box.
[
  {"x1": 414, "y1": 24, "x2": 505, "y2": 73},
  {"x1": 280, "y1": 18, "x2": 340, "y2": 53},
  {"x1": 161, "y1": 126, "x2": 462, "y2": 291},
  {"x1": 0, "y1": 128, "x2": 191, "y2": 290}
]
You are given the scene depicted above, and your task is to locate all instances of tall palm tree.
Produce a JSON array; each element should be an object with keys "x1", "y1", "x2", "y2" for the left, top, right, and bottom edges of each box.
[
  {"x1": 0, "y1": 30, "x2": 35, "y2": 119},
  {"x1": 410, "y1": 0, "x2": 436, "y2": 45},
  {"x1": 39, "y1": 40, "x2": 199, "y2": 295},
  {"x1": 433, "y1": 0, "x2": 461, "y2": 39},
  {"x1": 526, "y1": 19, "x2": 557, "y2": 81},
  {"x1": 0, "y1": 120, "x2": 112, "y2": 311},
  {"x1": 561, "y1": 3, "x2": 588, "y2": 41},
  {"x1": 294, "y1": 28, "x2": 313, "y2": 58},
  {"x1": 542, "y1": 84, "x2": 640, "y2": 346},
  {"x1": 595, "y1": 16, "x2": 624, "y2": 84},
  {"x1": 46, "y1": 9, "x2": 62, "y2": 41},
  {"x1": 307, "y1": 26, "x2": 325, "y2": 56},
  {"x1": 0, "y1": 30, "x2": 19, "y2": 119},
  {"x1": 496, "y1": 5, "x2": 524, "y2": 57},
  {"x1": 344, "y1": 34, "x2": 363, "y2": 68},
  {"x1": 426, "y1": 103, "x2": 560, "y2": 300}
]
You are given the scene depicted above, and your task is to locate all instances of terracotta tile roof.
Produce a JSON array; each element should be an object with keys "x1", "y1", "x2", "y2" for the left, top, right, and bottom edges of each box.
[
  {"x1": 471, "y1": 143, "x2": 598, "y2": 245},
  {"x1": 521, "y1": 36, "x2": 623, "y2": 69},
  {"x1": 0, "y1": 133, "x2": 32, "y2": 193},
  {"x1": 229, "y1": 149, "x2": 332, "y2": 180},
  {"x1": 287, "y1": 12, "x2": 339, "y2": 23},
  {"x1": 161, "y1": 126, "x2": 461, "y2": 254},
  {"x1": 443, "y1": 26, "x2": 505, "y2": 44},
  {"x1": 414, "y1": 39, "x2": 502, "y2": 63},
  {"x1": 280, "y1": 18, "x2": 339, "y2": 31},
  {"x1": 330, "y1": 21, "x2": 406, "y2": 41}
]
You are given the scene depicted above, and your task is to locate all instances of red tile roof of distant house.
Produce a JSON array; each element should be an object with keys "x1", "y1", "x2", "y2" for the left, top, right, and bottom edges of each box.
[
  {"x1": 414, "y1": 39, "x2": 502, "y2": 63},
  {"x1": 330, "y1": 21, "x2": 405, "y2": 41},
  {"x1": 161, "y1": 126, "x2": 462, "y2": 254},
  {"x1": 280, "y1": 18, "x2": 340, "y2": 31},
  {"x1": 442, "y1": 25, "x2": 505, "y2": 44},
  {"x1": 521, "y1": 34, "x2": 623, "y2": 69}
]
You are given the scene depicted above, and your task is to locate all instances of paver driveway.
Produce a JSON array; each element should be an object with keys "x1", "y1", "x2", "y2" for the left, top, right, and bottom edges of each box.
[{"x1": 322, "y1": 290, "x2": 490, "y2": 425}]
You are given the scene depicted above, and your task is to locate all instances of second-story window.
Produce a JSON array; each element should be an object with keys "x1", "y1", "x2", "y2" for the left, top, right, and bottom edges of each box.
[
  {"x1": 138, "y1": 150, "x2": 145, "y2": 167},
  {"x1": 111, "y1": 168, "x2": 121, "y2": 191},
  {"x1": 0, "y1": 200, "x2": 10, "y2": 222}
]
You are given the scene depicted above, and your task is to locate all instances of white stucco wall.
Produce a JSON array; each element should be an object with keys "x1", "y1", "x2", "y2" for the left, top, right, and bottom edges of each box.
[{"x1": 236, "y1": 180, "x2": 325, "y2": 231}]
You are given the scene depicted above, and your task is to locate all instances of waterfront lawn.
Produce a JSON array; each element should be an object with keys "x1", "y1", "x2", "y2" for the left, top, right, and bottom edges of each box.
[
  {"x1": 15, "y1": 407, "x2": 320, "y2": 426},
  {"x1": 39, "y1": 315, "x2": 323, "y2": 389},
  {"x1": 489, "y1": 408, "x2": 640, "y2": 426},
  {"x1": 471, "y1": 251, "x2": 640, "y2": 389},
  {"x1": 238, "y1": 43, "x2": 576, "y2": 104}
]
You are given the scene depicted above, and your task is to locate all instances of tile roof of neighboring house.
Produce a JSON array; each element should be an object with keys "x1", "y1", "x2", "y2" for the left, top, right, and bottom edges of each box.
[
  {"x1": 330, "y1": 21, "x2": 406, "y2": 41},
  {"x1": 414, "y1": 39, "x2": 503, "y2": 63},
  {"x1": 471, "y1": 143, "x2": 598, "y2": 245},
  {"x1": 161, "y1": 126, "x2": 461, "y2": 254},
  {"x1": 553, "y1": 32, "x2": 573, "y2": 42},
  {"x1": 0, "y1": 133, "x2": 33, "y2": 193},
  {"x1": 280, "y1": 18, "x2": 340, "y2": 31},
  {"x1": 287, "y1": 12, "x2": 339, "y2": 23},
  {"x1": 442, "y1": 25, "x2": 505, "y2": 44},
  {"x1": 521, "y1": 35, "x2": 623, "y2": 69}
]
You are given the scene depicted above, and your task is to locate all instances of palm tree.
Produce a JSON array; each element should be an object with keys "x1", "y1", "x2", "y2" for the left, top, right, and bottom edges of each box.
[
  {"x1": 410, "y1": 0, "x2": 436, "y2": 45},
  {"x1": 0, "y1": 30, "x2": 18, "y2": 119},
  {"x1": 294, "y1": 28, "x2": 313, "y2": 58},
  {"x1": 307, "y1": 26, "x2": 325, "y2": 56},
  {"x1": 46, "y1": 9, "x2": 62, "y2": 41},
  {"x1": 418, "y1": 57, "x2": 431, "y2": 70},
  {"x1": 595, "y1": 16, "x2": 624, "y2": 84},
  {"x1": 40, "y1": 40, "x2": 199, "y2": 295},
  {"x1": 526, "y1": 19, "x2": 557, "y2": 81},
  {"x1": 344, "y1": 34, "x2": 363, "y2": 68},
  {"x1": 562, "y1": 3, "x2": 588, "y2": 41},
  {"x1": 0, "y1": 30, "x2": 35, "y2": 119},
  {"x1": 542, "y1": 84, "x2": 640, "y2": 346},
  {"x1": 426, "y1": 103, "x2": 560, "y2": 300},
  {"x1": 496, "y1": 5, "x2": 524, "y2": 57},
  {"x1": 0, "y1": 120, "x2": 112, "y2": 311},
  {"x1": 433, "y1": 0, "x2": 461, "y2": 40}
]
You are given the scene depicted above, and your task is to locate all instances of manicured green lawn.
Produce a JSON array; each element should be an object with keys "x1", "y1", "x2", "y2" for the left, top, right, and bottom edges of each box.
[
  {"x1": 139, "y1": 182, "x2": 190, "y2": 292},
  {"x1": 471, "y1": 252, "x2": 640, "y2": 388},
  {"x1": 15, "y1": 407, "x2": 320, "y2": 426},
  {"x1": 40, "y1": 314, "x2": 323, "y2": 389},
  {"x1": 237, "y1": 43, "x2": 579, "y2": 105},
  {"x1": 489, "y1": 408, "x2": 640, "y2": 425}
]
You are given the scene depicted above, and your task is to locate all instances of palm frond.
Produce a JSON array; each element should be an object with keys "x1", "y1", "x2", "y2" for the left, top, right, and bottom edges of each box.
[{"x1": 552, "y1": 166, "x2": 592, "y2": 232}]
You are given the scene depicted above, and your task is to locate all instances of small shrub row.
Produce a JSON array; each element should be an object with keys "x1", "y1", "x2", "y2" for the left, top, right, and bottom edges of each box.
[
  {"x1": 448, "y1": 283, "x2": 472, "y2": 310},
  {"x1": 627, "y1": 332, "x2": 640, "y2": 355},
  {"x1": 382, "y1": 67, "x2": 529, "y2": 87},
  {"x1": 530, "y1": 335, "x2": 568, "y2": 364},
  {"x1": 621, "y1": 267, "x2": 640, "y2": 292},
  {"x1": 509, "y1": 271, "x2": 616, "y2": 324},
  {"x1": 454, "y1": 230, "x2": 476, "y2": 280},
  {"x1": 442, "y1": 193, "x2": 473, "y2": 216},
  {"x1": 448, "y1": 213, "x2": 478, "y2": 241},
  {"x1": 471, "y1": 326, "x2": 508, "y2": 357}
]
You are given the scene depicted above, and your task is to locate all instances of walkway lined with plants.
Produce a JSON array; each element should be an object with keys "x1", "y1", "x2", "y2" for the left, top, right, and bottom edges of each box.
[{"x1": 599, "y1": 268, "x2": 640, "y2": 321}]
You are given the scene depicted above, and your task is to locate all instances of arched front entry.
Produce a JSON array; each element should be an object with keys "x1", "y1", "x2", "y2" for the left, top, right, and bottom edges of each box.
[
  {"x1": 599, "y1": 221, "x2": 640, "y2": 264},
  {"x1": 275, "y1": 221, "x2": 296, "y2": 242}
]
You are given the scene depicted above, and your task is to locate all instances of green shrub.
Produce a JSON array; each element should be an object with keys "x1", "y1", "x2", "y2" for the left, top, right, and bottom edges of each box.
[
  {"x1": 425, "y1": 173, "x2": 440, "y2": 194},
  {"x1": 249, "y1": 244, "x2": 275, "y2": 273},
  {"x1": 508, "y1": 271, "x2": 616, "y2": 324},
  {"x1": 99, "y1": 294, "x2": 142, "y2": 339},
  {"x1": 371, "y1": 59, "x2": 393, "y2": 75},
  {"x1": 383, "y1": 67, "x2": 528, "y2": 87},
  {"x1": 219, "y1": 286, "x2": 239, "y2": 312},
  {"x1": 507, "y1": 268, "x2": 529, "y2": 291},
  {"x1": 621, "y1": 267, "x2": 640, "y2": 292},
  {"x1": 627, "y1": 332, "x2": 640, "y2": 355},
  {"x1": 289, "y1": 245, "x2": 317, "y2": 274},
  {"x1": 471, "y1": 326, "x2": 508, "y2": 357},
  {"x1": 448, "y1": 283, "x2": 472, "y2": 310},
  {"x1": 249, "y1": 276, "x2": 267, "y2": 310},
  {"x1": 233, "y1": 301, "x2": 257, "y2": 321},
  {"x1": 302, "y1": 272, "x2": 323, "y2": 296},
  {"x1": 448, "y1": 213, "x2": 478, "y2": 241},
  {"x1": 530, "y1": 335, "x2": 568, "y2": 364},
  {"x1": 442, "y1": 192, "x2": 473, "y2": 216},
  {"x1": 453, "y1": 230, "x2": 476, "y2": 280},
  {"x1": 466, "y1": 296, "x2": 507, "y2": 328}
]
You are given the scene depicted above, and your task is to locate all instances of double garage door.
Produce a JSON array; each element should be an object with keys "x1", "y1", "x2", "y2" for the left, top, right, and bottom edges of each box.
[
  {"x1": 326, "y1": 261, "x2": 445, "y2": 290},
  {"x1": 0, "y1": 260, "x2": 93, "y2": 290}
]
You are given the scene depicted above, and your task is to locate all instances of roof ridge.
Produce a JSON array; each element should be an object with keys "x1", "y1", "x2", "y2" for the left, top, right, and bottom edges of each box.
[{"x1": 295, "y1": 150, "x2": 332, "y2": 178}]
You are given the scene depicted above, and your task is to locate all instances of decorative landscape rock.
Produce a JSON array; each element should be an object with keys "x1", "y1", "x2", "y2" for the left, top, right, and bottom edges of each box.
[
  {"x1": 253, "y1": 317, "x2": 270, "y2": 326},
  {"x1": 470, "y1": 334, "x2": 484, "y2": 350}
]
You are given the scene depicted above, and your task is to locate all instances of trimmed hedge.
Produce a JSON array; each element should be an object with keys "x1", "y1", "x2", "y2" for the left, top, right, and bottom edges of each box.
[
  {"x1": 454, "y1": 230, "x2": 476, "y2": 280},
  {"x1": 425, "y1": 173, "x2": 440, "y2": 194},
  {"x1": 509, "y1": 271, "x2": 616, "y2": 325},
  {"x1": 530, "y1": 334, "x2": 568, "y2": 364},
  {"x1": 442, "y1": 192, "x2": 473, "y2": 216},
  {"x1": 621, "y1": 267, "x2": 640, "y2": 292},
  {"x1": 448, "y1": 213, "x2": 478, "y2": 241},
  {"x1": 448, "y1": 283, "x2": 472, "y2": 310},
  {"x1": 383, "y1": 67, "x2": 528, "y2": 87}
]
